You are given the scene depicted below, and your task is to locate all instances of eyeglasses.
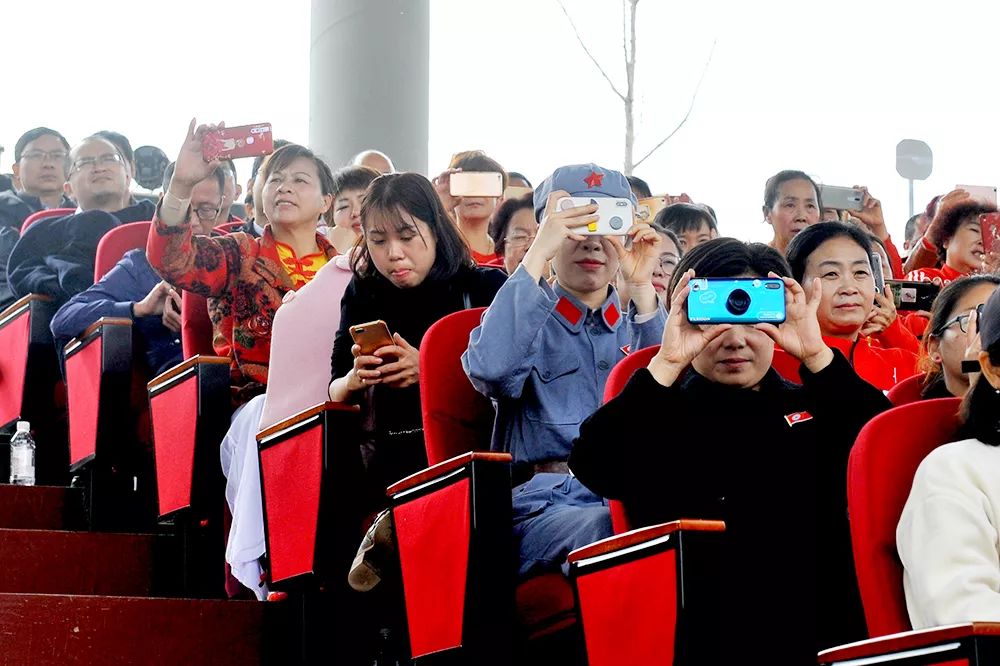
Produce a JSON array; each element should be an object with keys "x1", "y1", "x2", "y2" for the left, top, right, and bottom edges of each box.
[
  {"x1": 504, "y1": 232, "x2": 536, "y2": 248},
  {"x1": 71, "y1": 153, "x2": 124, "y2": 173},
  {"x1": 937, "y1": 312, "x2": 974, "y2": 335},
  {"x1": 21, "y1": 150, "x2": 68, "y2": 163},
  {"x1": 194, "y1": 206, "x2": 222, "y2": 222},
  {"x1": 657, "y1": 254, "x2": 679, "y2": 272}
]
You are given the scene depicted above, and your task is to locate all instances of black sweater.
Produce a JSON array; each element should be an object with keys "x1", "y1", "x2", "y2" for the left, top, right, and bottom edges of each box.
[
  {"x1": 569, "y1": 351, "x2": 891, "y2": 660},
  {"x1": 331, "y1": 265, "x2": 506, "y2": 495}
]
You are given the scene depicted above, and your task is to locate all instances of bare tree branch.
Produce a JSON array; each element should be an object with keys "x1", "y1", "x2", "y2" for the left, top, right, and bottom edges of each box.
[
  {"x1": 556, "y1": 0, "x2": 626, "y2": 102},
  {"x1": 633, "y1": 37, "x2": 717, "y2": 170}
]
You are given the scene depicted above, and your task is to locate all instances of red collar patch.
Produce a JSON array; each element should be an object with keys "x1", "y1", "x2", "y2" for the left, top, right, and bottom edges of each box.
[
  {"x1": 784, "y1": 411, "x2": 813, "y2": 427},
  {"x1": 603, "y1": 302, "x2": 620, "y2": 328},
  {"x1": 584, "y1": 170, "x2": 604, "y2": 188},
  {"x1": 555, "y1": 297, "x2": 583, "y2": 326},
  {"x1": 620, "y1": 344, "x2": 631, "y2": 355}
]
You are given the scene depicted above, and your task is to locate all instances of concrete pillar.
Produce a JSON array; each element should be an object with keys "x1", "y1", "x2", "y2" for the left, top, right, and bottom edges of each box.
[{"x1": 310, "y1": 0, "x2": 429, "y2": 173}]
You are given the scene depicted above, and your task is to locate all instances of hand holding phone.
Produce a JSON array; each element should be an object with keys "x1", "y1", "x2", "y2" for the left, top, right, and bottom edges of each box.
[
  {"x1": 818, "y1": 185, "x2": 865, "y2": 212},
  {"x1": 202, "y1": 123, "x2": 274, "y2": 161},
  {"x1": 885, "y1": 280, "x2": 940, "y2": 312},
  {"x1": 349, "y1": 320, "x2": 395, "y2": 356}
]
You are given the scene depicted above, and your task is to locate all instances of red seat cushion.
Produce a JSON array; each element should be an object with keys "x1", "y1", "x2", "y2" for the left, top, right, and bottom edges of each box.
[{"x1": 515, "y1": 573, "x2": 577, "y2": 639}]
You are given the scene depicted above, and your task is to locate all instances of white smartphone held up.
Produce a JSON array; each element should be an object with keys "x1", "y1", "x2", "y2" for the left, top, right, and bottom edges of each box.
[
  {"x1": 450, "y1": 172, "x2": 503, "y2": 198},
  {"x1": 818, "y1": 185, "x2": 864, "y2": 212},
  {"x1": 956, "y1": 184, "x2": 998, "y2": 207}
]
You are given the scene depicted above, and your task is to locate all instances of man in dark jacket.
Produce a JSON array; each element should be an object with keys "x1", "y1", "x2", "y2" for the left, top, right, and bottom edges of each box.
[
  {"x1": 49, "y1": 166, "x2": 226, "y2": 375},
  {"x1": 0, "y1": 127, "x2": 76, "y2": 231},
  {"x1": 5, "y1": 134, "x2": 154, "y2": 309}
]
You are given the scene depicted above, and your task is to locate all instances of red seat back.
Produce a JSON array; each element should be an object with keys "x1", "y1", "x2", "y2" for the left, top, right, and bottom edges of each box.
[
  {"x1": 887, "y1": 374, "x2": 926, "y2": 406},
  {"x1": 603, "y1": 345, "x2": 660, "y2": 533},
  {"x1": 93, "y1": 221, "x2": 151, "y2": 281},
  {"x1": 20, "y1": 207, "x2": 75, "y2": 235},
  {"x1": 213, "y1": 220, "x2": 245, "y2": 235},
  {"x1": 181, "y1": 291, "x2": 215, "y2": 359},
  {"x1": 419, "y1": 308, "x2": 494, "y2": 465},
  {"x1": 848, "y1": 397, "x2": 963, "y2": 637}
]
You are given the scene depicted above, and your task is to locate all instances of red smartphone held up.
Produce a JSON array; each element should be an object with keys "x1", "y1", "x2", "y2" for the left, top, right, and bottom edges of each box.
[
  {"x1": 981, "y1": 212, "x2": 1000, "y2": 256},
  {"x1": 202, "y1": 123, "x2": 274, "y2": 161}
]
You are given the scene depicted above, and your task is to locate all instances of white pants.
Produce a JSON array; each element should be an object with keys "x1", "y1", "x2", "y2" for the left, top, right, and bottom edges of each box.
[{"x1": 220, "y1": 394, "x2": 269, "y2": 600}]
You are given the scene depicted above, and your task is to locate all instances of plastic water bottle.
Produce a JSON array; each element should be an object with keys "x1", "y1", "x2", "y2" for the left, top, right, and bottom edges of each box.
[{"x1": 9, "y1": 421, "x2": 36, "y2": 486}]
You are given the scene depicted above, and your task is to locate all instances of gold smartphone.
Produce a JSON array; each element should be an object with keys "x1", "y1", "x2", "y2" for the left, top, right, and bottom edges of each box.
[{"x1": 349, "y1": 320, "x2": 395, "y2": 356}]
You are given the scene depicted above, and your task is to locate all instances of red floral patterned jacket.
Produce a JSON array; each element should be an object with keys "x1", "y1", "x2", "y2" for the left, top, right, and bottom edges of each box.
[{"x1": 147, "y1": 210, "x2": 337, "y2": 404}]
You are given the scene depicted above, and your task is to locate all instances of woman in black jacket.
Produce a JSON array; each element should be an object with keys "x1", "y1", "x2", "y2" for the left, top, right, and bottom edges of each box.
[
  {"x1": 329, "y1": 173, "x2": 506, "y2": 499},
  {"x1": 569, "y1": 238, "x2": 891, "y2": 661}
]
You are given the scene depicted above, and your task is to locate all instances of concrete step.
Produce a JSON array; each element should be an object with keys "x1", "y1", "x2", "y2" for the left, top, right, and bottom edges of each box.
[
  {"x1": 0, "y1": 592, "x2": 290, "y2": 665},
  {"x1": 0, "y1": 528, "x2": 179, "y2": 596},
  {"x1": 0, "y1": 484, "x2": 84, "y2": 530}
]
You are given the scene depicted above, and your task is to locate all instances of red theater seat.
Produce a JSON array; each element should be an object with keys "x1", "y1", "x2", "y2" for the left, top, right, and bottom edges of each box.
[
  {"x1": 887, "y1": 374, "x2": 926, "y2": 406},
  {"x1": 407, "y1": 309, "x2": 579, "y2": 656},
  {"x1": 146, "y1": 282, "x2": 232, "y2": 594},
  {"x1": 848, "y1": 397, "x2": 962, "y2": 637},
  {"x1": 257, "y1": 402, "x2": 361, "y2": 587},
  {"x1": 0, "y1": 295, "x2": 66, "y2": 483},
  {"x1": 568, "y1": 519, "x2": 725, "y2": 666},
  {"x1": 63, "y1": 317, "x2": 141, "y2": 527},
  {"x1": 181, "y1": 291, "x2": 216, "y2": 359},
  {"x1": 419, "y1": 308, "x2": 494, "y2": 465},
  {"x1": 388, "y1": 452, "x2": 514, "y2": 663},
  {"x1": 94, "y1": 221, "x2": 151, "y2": 281},
  {"x1": 19, "y1": 207, "x2": 75, "y2": 235},
  {"x1": 603, "y1": 345, "x2": 660, "y2": 534}
]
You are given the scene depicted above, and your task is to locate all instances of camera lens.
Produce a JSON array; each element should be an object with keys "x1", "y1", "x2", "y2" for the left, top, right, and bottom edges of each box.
[
  {"x1": 609, "y1": 216, "x2": 623, "y2": 230},
  {"x1": 726, "y1": 288, "x2": 751, "y2": 316}
]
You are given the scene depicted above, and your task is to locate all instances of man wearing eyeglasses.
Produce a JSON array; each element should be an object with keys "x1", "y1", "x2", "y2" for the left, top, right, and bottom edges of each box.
[
  {"x1": 5, "y1": 135, "x2": 155, "y2": 308},
  {"x1": 0, "y1": 128, "x2": 77, "y2": 307},
  {"x1": 0, "y1": 127, "x2": 75, "y2": 230},
  {"x1": 49, "y1": 164, "x2": 225, "y2": 375}
]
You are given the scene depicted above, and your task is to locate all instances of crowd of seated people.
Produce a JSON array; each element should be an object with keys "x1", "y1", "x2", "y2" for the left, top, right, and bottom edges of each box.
[{"x1": 4, "y1": 115, "x2": 1000, "y2": 665}]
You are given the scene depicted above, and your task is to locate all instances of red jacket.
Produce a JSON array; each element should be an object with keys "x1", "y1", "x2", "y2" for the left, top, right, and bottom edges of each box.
[
  {"x1": 905, "y1": 263, "x2": 964, "y2": 286},
  {"x1": 773, "y1": 335, "x2": 918, "y2": 391},
  {"x1": 147, "y1": 214, "x2": 337, "y2": 403}
]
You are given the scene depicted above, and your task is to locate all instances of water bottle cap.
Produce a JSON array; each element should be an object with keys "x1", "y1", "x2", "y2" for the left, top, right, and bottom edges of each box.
[{"x1": 15, "y1": 421, "x2": 29, "y2": 433}]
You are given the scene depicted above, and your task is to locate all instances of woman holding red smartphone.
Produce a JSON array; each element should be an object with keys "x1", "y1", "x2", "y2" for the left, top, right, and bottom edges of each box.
[
  {"x1": 148, "y1": 120, "x2": 338, "y2": 600},
  {"x1": 328, "y1": 172, "x2": 506, "y2": 502}
]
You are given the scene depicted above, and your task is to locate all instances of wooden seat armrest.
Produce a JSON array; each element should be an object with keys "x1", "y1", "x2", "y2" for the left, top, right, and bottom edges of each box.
[
  {"x1": 146, "y1": 355, "x2": 230, "y2": 392},
  {"x1": 63, "y1": 317, "x2": 132, "y2": 355},
  {"x1": 256, "y1": 401, "x2": 360, "y2": 445},
  {"x1": 568, "y1": 519, "x2": 725, "y2": 564},
  {"x1": 818, "y1": 622, "x2": 1000, "y2": 662},
  {"x1": 387, "y1": 452, "x2": 513, "y2": 497},
  {"x1": 0, "y1": 294, "x2": 51, "y2": 328}
]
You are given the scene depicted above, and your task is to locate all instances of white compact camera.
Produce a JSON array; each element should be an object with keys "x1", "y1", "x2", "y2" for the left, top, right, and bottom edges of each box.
[{"x1": 555, "y1": 196, "x2": 635, "y2": 236}]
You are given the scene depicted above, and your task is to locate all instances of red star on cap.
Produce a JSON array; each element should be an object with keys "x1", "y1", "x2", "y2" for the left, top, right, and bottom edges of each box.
[{"x1": 583, "y1": 170, "x2": 604, "y2": 188}]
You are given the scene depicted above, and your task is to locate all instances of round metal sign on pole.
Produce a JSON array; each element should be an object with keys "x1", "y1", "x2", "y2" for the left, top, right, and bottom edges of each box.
[{"x1": 896, "y1": 140, "x2": 933, "y2": 218}]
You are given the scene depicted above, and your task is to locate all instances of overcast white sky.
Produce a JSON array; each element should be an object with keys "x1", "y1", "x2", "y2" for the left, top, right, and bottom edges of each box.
[{"x1": 3, "y1": 0, "x2": 999, "y2": 243}]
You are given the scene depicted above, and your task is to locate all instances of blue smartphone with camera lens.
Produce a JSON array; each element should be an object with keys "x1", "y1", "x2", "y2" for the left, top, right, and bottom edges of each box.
[{"x1": 686, "y1": 278, "x2": 786, "y2": 324}]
